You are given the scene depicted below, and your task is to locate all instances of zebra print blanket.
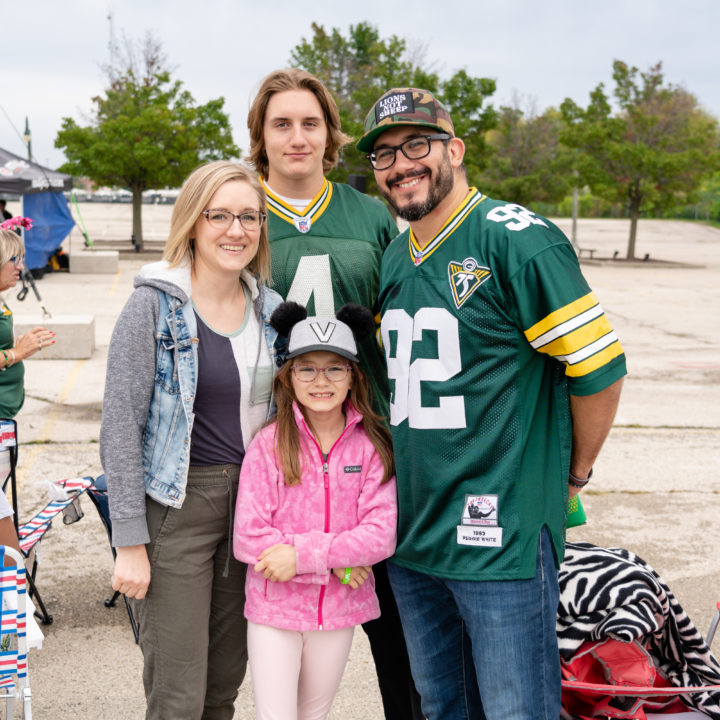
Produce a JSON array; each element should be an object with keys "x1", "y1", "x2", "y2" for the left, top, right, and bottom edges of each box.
[{"x1": 557, "y1": 542, "x2": 720, "y2": 718}]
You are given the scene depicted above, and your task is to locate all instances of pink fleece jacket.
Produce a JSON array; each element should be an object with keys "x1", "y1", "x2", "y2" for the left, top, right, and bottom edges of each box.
[{"x1": 233, "y1": 401, "x2": 397, "y2": 632}]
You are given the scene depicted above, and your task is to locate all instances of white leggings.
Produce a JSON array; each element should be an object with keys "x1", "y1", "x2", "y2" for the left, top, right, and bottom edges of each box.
[{"x1": 247, "y1": 621, "x2": 355, "y2": 720}]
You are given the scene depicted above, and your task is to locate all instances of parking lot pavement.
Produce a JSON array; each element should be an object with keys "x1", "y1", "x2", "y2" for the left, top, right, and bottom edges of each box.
[{"x1": 7, "y1": 217, "x2": 720, "y2": 717}]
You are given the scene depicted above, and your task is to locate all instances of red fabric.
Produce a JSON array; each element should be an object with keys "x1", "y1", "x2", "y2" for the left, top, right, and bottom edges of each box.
[{"x1": 562, "y1": 638, "x2": 690, "y2": 719}]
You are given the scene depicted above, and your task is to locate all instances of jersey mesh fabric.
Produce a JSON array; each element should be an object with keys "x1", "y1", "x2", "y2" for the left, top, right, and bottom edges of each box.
[
  {"x1": 379, "y1": 190, "x2": 626, "y2": 581},
  {"x1": 265, "y1": 181, "x2": 398, "y2": 420}
]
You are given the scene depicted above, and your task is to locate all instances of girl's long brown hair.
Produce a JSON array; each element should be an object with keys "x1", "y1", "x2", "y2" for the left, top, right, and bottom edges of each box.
[{"x1": 273, "y1": 359, "x2": 395, "y2": 487}]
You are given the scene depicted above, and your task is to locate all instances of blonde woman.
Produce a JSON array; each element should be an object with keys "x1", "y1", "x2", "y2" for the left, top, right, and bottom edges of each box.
[
  {"x1": 100, "y1": 161, "x2": 283, "y2": 719},
  {"x1": 0, "y1": 221, "x2": 55, "y2": 418}
]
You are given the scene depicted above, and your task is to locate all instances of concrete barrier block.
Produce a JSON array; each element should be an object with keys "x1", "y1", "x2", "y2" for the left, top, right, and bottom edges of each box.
[
  {"x1": 69, "y1": 250, "x2": 119, "y2": 274},
  {"x1": 13, "y1": 315, "x2": 95, "y2": 359}
]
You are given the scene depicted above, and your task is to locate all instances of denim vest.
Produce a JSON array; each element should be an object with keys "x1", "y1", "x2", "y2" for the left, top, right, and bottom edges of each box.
[{"x1": 142, "y1": 283, "x2": 284, "y2": 508}]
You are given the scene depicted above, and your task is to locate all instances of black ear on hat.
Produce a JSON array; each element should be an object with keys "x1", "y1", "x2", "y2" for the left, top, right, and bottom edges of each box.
[
  {"x1": 270, "y1": 301, "x2": 308, "y2": 336},
  {"x1": 336, "y1": 303, "x2": 374, "y2": 342}
]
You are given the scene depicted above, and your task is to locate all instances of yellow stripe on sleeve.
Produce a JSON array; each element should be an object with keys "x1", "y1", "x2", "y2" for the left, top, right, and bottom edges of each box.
[
  {"x1": 564, "y1": 341, "x2": 625, "y2": 377},
  {"x1": 524, "y1": 292, "x2": 598, "y2": 343},
  {"x1": 534, "y1": 315, "x2": 615, "y2": 358}
]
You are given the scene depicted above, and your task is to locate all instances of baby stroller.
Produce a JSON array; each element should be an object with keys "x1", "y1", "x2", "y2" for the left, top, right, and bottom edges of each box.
[{"x1": 558, "y1": 542, "x2": 720, "y2": 719}]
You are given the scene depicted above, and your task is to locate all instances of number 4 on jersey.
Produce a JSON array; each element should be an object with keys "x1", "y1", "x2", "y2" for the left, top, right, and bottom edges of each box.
[{"x1": 285, "y1": 254, "x2": 335, "y2": 315}]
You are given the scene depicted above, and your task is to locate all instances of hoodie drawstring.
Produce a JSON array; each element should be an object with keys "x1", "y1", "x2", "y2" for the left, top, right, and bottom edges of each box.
[{"x1": 223, "y1": 468, "x2": 233, "y2": 578}]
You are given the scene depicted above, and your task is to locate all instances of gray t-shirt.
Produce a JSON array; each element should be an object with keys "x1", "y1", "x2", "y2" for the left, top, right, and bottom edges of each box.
[{"x1": 189, "y1": 299, "x2": 252, "y2": 466}]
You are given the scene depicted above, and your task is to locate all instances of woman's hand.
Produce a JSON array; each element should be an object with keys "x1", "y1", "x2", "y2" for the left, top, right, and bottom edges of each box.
[
  {"x1": 254, "y1": 544, "x2": 297, "y2": 582},
  {"x1": 333, "y1": 565, "x2": 371, "y2": 590},
  {"x1": 14, "y1": 326, "x2": 55, "y2": 361},
  {"x1": 113, "y1": 545, "x2": 151, "y2": 599}
]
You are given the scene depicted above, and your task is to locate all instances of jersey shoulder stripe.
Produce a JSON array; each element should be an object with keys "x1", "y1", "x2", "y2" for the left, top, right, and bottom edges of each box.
[
  {"x1": 524, "y1": 292, "x2": 624, "y2": 379},
  {"x1": 524, "y1": 292, "x2": 599, "y2": 342}
]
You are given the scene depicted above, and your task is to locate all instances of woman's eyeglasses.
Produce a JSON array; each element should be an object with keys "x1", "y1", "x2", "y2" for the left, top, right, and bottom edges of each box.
[{"x1": 202, "y1": 209, "x2": 267, "y2": 231}]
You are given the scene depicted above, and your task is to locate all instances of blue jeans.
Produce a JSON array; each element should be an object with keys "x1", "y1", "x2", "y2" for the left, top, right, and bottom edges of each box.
[{"x1": 387, "y1": 528, "x2": 561, "y2": 720}]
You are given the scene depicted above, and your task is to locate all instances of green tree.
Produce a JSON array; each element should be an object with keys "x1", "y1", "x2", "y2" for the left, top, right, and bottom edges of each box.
[
  {"x1": 290, "y1": 22, "x2": 496, "y2": 193},
  {"x1": 480, "y1": 98, "x2": 573, "y2": 207},
  {"x1": 55, "y1": 33, "x2": 238, "y2": 248},
  {"x1": 561, "y1": 60, "x2": 719, "y2": 258}
]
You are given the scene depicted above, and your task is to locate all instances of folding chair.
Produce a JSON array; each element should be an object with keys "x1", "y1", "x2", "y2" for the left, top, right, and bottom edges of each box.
[
  {"x1": 2, "y1": 416, "x2": 94, "y2": 625},
  {"x1": 0, "y1": 545, "x2": 32, "y2": 719},
  {"x1": 86, "y1": 475, "x2": 139, "y2": 643}
]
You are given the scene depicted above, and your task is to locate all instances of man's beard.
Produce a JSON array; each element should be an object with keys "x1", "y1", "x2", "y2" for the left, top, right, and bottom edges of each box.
[{"x1": 381, "y1": 155, "x2": 454, "y2": 222}]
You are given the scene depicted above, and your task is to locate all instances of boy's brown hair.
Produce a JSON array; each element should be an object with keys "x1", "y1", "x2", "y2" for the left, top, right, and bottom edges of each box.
[{"x1": 246, "y1": 68, "x2": 351, "y2": 178}]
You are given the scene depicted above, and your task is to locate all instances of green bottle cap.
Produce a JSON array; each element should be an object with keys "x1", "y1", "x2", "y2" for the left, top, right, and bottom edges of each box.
[{"x1": 567, "y1": 494, "x2": 587, "y2": 528}]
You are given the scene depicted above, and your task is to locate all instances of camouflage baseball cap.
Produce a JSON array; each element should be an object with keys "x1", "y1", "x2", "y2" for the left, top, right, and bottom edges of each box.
[{"x1": 356, "y1": 88, "x2": 454, "y2": 152}]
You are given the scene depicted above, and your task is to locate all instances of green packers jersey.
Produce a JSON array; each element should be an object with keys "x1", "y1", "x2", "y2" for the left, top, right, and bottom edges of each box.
[
  {"x1": 379, "y1": 188, "x2": 626, "y2": 581},
  {"x1": 264, "y1": 179, "x2": 398, "y2": 419},
  {"x1": 0, "y1": 302, "x2": 24, "y2": 418}
]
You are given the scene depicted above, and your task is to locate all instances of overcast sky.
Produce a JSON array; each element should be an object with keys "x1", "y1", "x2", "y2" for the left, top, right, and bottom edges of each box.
[{"x1": 2, "y1": 0, "x2": 718, "y2": 173}]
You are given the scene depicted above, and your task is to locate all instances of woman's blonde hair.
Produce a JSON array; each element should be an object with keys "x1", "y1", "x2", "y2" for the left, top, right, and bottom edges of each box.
[
  {"x1": 0, "y1": 229, "x2": 24, "y2": 267},
  {"x1": 163, "y1": 161, "x2": 271, "y2": 284},
  {"x1": 246, "y1": 68, "x2": 352, "y2": 178},
  {"x1": 272, "y1": 356, "x2": 395, "y2": 487}
]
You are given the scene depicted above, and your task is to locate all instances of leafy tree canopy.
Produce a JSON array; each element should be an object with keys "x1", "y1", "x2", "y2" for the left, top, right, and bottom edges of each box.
[
  {"x1": 480, "y1": 97, "x2": 574, "y2": 207},
  {"x1": 561, "y1": 60, "x2": 719, "y2": 258},
  {"x1": 55, "y1": 32, "x2": 238, "y2": 247},
  {"x1": 289, "y1": 22, "x2": 496, "y2": 194}
]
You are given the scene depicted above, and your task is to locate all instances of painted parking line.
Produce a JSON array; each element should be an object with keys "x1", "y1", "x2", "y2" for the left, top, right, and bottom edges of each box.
[
  {"x1": 109, "y1": 267, "x2": 122, "y2": 297},
  {"x1": 16, "y1": 359, "x2": 87, "y2": 489}
]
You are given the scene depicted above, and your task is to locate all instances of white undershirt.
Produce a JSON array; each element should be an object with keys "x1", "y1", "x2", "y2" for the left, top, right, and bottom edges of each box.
[{"x1": 264, "y1": 183, "x2": 311, "y2": 213}]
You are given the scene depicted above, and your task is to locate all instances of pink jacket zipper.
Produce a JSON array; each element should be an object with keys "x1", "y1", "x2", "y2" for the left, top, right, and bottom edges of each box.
[{"x1": 300, "y1": 416, "x2": 356, "y2": 630}]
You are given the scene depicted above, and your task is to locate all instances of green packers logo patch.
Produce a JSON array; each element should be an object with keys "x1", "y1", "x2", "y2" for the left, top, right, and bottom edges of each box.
[{"x1": 448, "y1": 257, "x2": 491, "y2": 308}]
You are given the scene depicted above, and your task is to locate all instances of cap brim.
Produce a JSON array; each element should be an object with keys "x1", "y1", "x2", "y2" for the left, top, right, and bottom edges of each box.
[
  {"x1": 286, "y1": 345, "x2": 358, "y2": 362},
  {"x1": 356, "y1": 122, "x2": 445, "y2": 153}
]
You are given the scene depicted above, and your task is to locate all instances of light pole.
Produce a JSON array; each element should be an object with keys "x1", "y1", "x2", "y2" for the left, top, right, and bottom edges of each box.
[{"x1": 22, "y1": 117, "x2": 32, "y2": 161}]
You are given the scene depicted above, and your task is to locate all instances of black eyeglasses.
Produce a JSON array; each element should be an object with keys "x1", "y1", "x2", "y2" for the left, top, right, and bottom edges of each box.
[
  {"x1": 291, "y1": 364, "x2": 351, "y2": 383},
  {"x1": 367, "y1": 133, "x2": 451, "y2": 170},
  {"x1": 9, "y1": 255, "x2": 23, "y2": 268},
  {"x1": 202, "y1": 209, "x2": 267, "y2": 231}
]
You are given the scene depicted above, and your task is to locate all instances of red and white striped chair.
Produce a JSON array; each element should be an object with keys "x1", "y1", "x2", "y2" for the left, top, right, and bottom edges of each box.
[
  {"x1": 3, "y1": 416, "x2": 95, "y2": 625},
  {"x1": 0, "y1": 545, "x2": 32, "y2": 719},
  {"x1": 15, "y1": 477, "x2": 95, "y2": 625}
]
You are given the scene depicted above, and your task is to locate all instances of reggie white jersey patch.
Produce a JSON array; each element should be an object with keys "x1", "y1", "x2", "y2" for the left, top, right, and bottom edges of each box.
[
  {"x1": 448, "y1": 257, "x2": 491, "y2": 308},
  {"x1": 457, "y1": 493, "x2": 503, "y2": 547}
]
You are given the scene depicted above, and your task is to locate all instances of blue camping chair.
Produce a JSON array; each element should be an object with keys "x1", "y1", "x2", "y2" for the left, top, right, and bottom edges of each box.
[{"x1": 86, "y1": 475, "x2": 139, "y2": 643}]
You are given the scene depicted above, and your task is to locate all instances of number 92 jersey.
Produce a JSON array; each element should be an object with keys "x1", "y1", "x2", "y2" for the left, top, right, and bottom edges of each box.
[{"x1": 379, "y1": 188, "x2": 626, "y2": 582}]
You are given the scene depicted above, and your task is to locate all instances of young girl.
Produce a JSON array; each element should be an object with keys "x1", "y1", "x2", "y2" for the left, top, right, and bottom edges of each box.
[{"x1": 234, "y1": 301, "x2": 397, "y2": 720}]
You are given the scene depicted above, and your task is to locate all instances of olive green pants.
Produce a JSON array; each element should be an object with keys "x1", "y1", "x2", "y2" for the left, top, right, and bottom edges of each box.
[{"x1": 133, "y1": 464, "x2": 247, "y2": 720}]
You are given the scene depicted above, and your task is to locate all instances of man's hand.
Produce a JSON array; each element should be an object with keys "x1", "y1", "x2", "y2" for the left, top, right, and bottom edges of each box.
[
  {"x1": 113, "y1": 545, "x2": 151, "y2": 599},
  {"x1": 254, "y1": 544, "x2": 297, "y2": 582},
  {"x1": 333, "y1": 565, "x2": 371, "y2": 590}
]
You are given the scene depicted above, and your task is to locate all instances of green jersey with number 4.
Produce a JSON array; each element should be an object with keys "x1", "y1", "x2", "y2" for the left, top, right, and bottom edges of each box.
[
  {"x1": 379, "y1": 188, "x2": 626, "y2": 581},
  {"x1": 264, "y1": 179, "x2": 397, "y2": 419}
]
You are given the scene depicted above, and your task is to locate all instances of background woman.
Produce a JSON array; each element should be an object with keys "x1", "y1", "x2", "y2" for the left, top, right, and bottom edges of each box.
[
  {"x1": 0, "y1": 221, "x2": 55, "y2": 419},
  {"x1": 1, "y1": 221, "x2": 55, "y2": 518},
  {"x1": 100, "y1": 161, "x2": 283, "y2": 720}
]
